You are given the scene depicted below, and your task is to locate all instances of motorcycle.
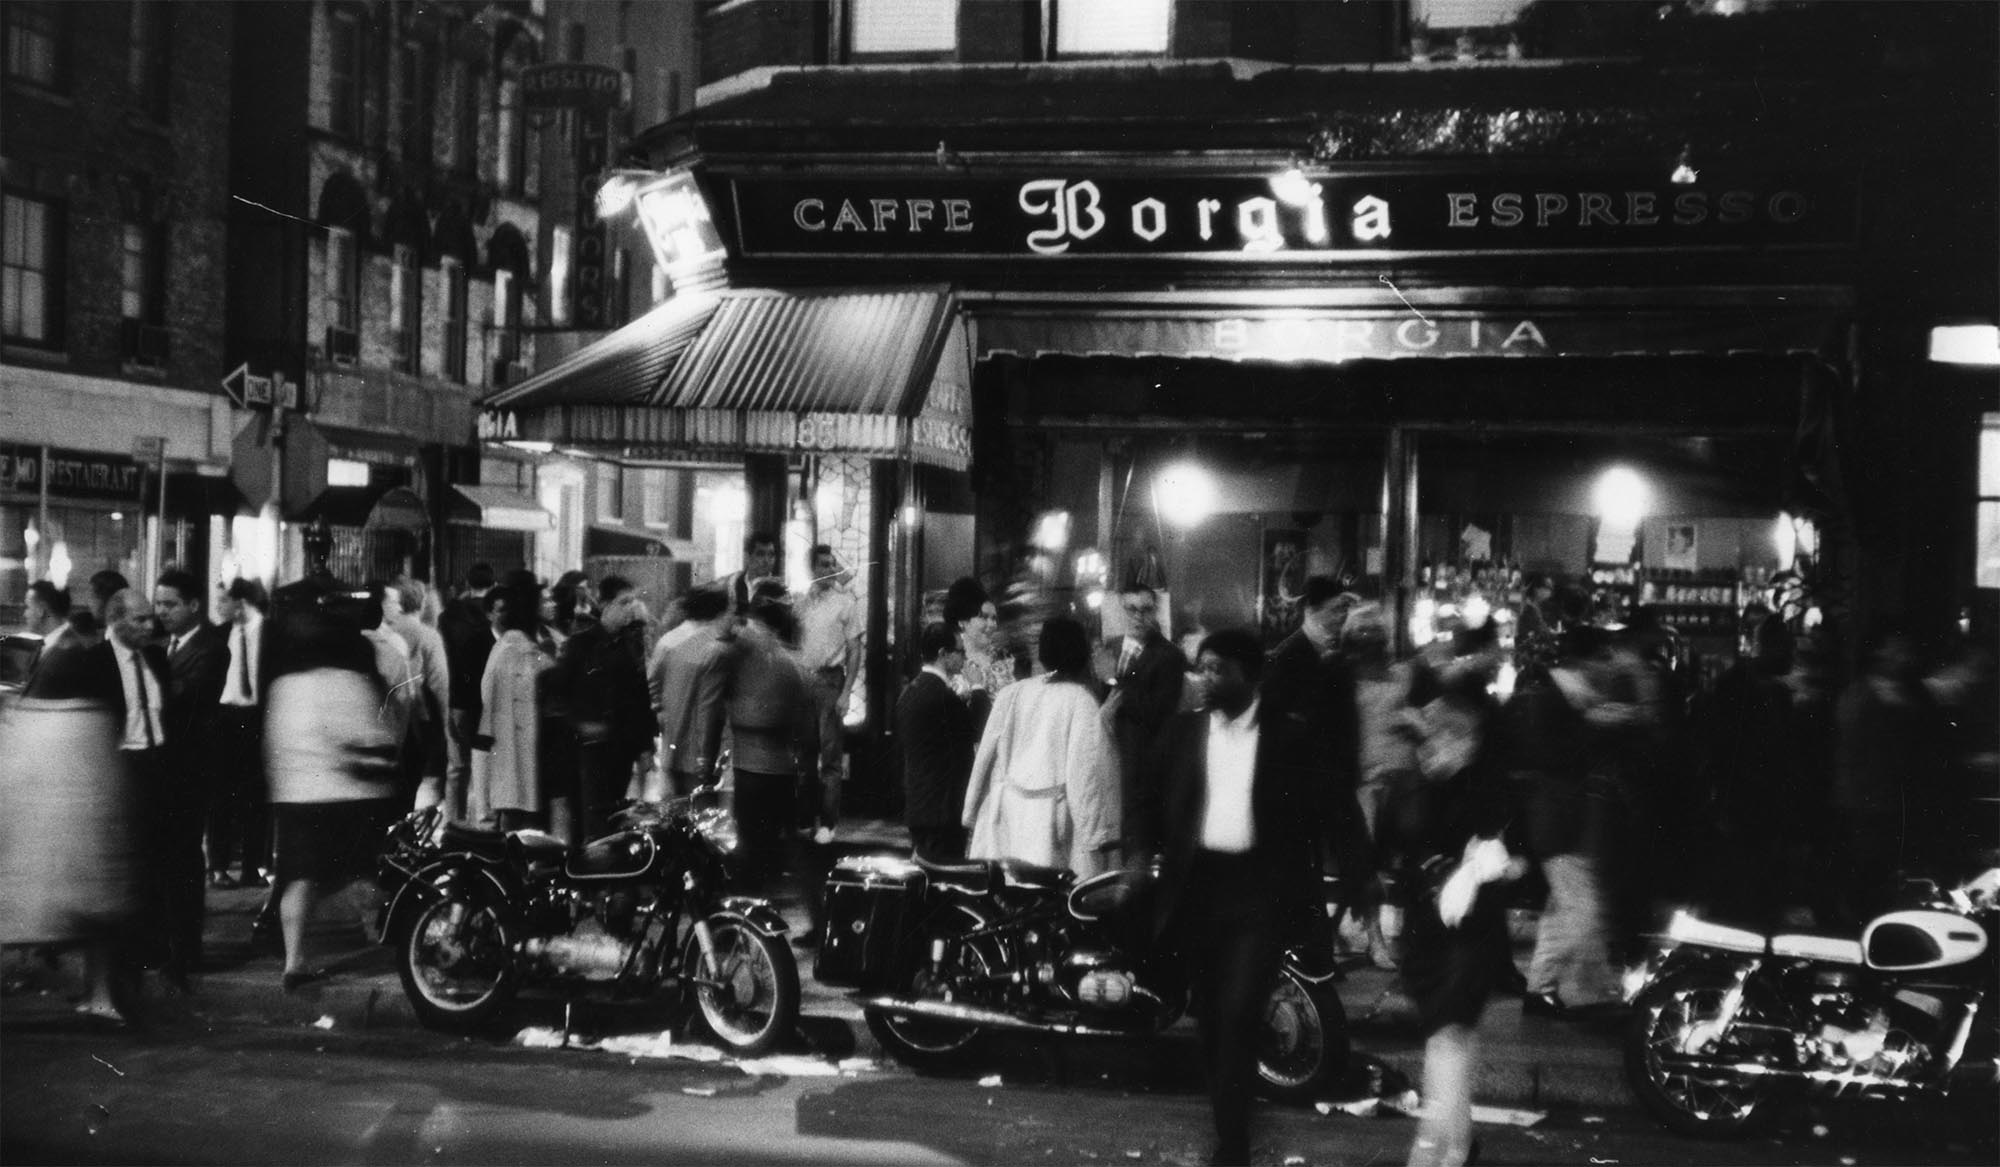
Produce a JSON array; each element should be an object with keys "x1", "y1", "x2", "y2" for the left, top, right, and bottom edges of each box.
[
  {"x1": 1623, "y1": 867, "x2": 2000, "y2": 1137},
  {"x1": 813, "y1": 853, "x2": 1349, "y2": 1101},
  {"x1": 375, "y1": 787, "x2": 800, "y2": 1056}
]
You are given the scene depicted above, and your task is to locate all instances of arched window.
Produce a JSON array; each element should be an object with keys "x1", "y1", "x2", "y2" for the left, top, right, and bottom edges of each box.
[
  {"x1": 316, "y1": 173, "x2": 370, "y2": 361},
  {"x1": 486, "y1": 223, "x2": 531, "y2": 372},
  {"x1": 493, "y1": 22, "x2": 538, "y2": 196}
]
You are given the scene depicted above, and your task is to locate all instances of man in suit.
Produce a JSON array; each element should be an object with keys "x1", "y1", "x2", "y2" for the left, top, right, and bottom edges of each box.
[
  {"x1": 102, "y1": 590, "x2": 173, "y2": 986},
  {"x1": 649, "y1": 583, "x2": 737, "y2": 797},
  {"x1": 206, "y1": 577, "x2": 270, "y2": 889},
  {"x1": 439, "y1": 563, "x2": 497, "y2": 822},
  {"x1": 152, "y1": 569, "x2": 229, "y2": 987},
  {"x1": 1152, "y1": 629, "x2": 1336, "y2": 1167},
  {"x1": 1107, "y1": 583, "x2": 1186, "y2": 859},
  {"x1": 898, "y1": 622, "x2": 975, "y2": 862},
  {"x1": 553, "y1": 575, "x2": 656, "y2": 838}
]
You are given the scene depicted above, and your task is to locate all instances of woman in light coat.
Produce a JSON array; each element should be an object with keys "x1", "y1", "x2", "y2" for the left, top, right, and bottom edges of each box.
[
  {"x1": 962, "y1": 616, "x2": 1121, "y2": 877},
  {"x1": 473, "y1": 583, "x2": 553, "y2": 831}
]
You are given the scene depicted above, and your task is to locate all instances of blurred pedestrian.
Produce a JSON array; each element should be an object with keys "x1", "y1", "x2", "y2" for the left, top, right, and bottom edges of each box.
[
  {"x1": 716, "y1": 531, "x2": 779, "y2": 616},
  {"x1": 263, "y1": 607, "x2": 402, "y2": 991},
  {"x1": 799, "y1": 544, "x2": 862, "y2": 837},
  {"x1": 1703, "y1": 618, "x2": 1802, "y2": 926},
  {"x1": 361, "y1": 582, "x2": 423, "y2": 807},
  {"x1": 899, "y1": 623, "x2": 975, "y2": 862},
  {"x1": 1832, "y1": 632, "x2": 1952, "y2": 921},
  {"x1": 1151, "y1": 629, "x2": 1336, "y2": 1167},
  {"x1": 726, "y1": 582, "x2": 821, "y2": 932},
  {"x1": 552, "y1": 575, "x2": 655, "y2": 840},
  {"x1": 438, "y1": 563, "x2": 498, "y2": 822},
  {"x1": 0, "y1": 581, "x2": 135, "y2": 1023},
  {"x1": 153, "y1": 569, "x2": 228, "y2": 990},
  {"x1": 963, "y1": 616, "x2": 1121, "y2": 876},
  {"x1": 1105, "y1": 583, "x2": 1185, "y2": 860},
  {"x1": 650, "y1": 584, "x2": 736, "y2": 798},
  {"x1": 206, "y1": 578, "x2": 269, "y2": 890},
  {"x1": 385, "y1": 577, "x2": 450, "y2": 813},
  {"x1": 1346, "y1": 600, "x2": 1420, "y2": 968},
  {"x1": 472, "y1": 582, "x2": 553, "y2": 831}
]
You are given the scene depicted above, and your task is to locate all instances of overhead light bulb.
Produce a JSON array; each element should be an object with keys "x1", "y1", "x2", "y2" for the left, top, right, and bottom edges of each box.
[{"x1": 1670, "y1": 147, "x2": 1698, "y2": 186}]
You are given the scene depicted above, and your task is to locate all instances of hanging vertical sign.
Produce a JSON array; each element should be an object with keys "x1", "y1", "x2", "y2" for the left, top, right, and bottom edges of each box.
[{"x1": 574, "y1": 110, "x2": 609, "y2": 329}]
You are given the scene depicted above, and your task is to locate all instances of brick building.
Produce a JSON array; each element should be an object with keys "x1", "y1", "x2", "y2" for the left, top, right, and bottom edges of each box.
[{"x1": 2, "y1": 1, "x2": 238, "y2": 617}]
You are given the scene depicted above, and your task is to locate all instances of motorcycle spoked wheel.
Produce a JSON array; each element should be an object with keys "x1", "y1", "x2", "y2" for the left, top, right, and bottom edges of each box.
[
  {"x1": 865, "y1": 903, "x2": 1001, "y2": 1072},
  {"x1": 679, "y1": 912, "x2": 799, "y2": 1058},
  {"x1": 1625, "y1": 970, "x2": 1780, "y2": 1138},
  {"x1": 397, "y1": 893, "x2": 520, "y2": 1034},
  {"x1": 1255, "y1": 968, "x2": 1350, "y2": 1104}
]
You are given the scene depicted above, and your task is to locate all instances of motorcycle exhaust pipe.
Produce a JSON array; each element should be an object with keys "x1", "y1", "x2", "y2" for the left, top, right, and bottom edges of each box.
[
  {"x1": 859, "y1": 995, "x2": 1132, "y2": 1038},
  {"x1": 1654, "y1": 1056, "x2": 1927, "y2": 1095}
]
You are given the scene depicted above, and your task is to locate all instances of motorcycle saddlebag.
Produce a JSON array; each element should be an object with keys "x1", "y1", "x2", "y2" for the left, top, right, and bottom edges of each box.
[{"x1": 816, "y1": 855, "x2": 922, "y2": 990}]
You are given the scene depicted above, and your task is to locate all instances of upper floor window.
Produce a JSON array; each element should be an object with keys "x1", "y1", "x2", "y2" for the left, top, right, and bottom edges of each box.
[
  {"x1": 121, "y1": 222, "x2": 165, "y2": 324},
  {"x1": 128, "y1": 0, "x2": 168, "y2": 115},
  {"x1": 442, "y1": 257, "x2": 468, "y2": 382},
  {"x1": 325, "y1": 227, "x2": 359, "y2": 333},
  {"x1": 398, "y1": 42, "x2": 431, "y2": 163},
  {"x1": 548, "y1": 224, "x2": 572, "y2": 326},
  {"x1": 849, "y1": 0, "x2": 957, "y2": 56},
  {"x1": 4, "y1": 1, "x2": 64, "y2": 89},
  {"x1": 328, "y1": 10, "x2": 363, "y2": 137},
  {"x1": 1055, "y1": 0, "x2": 1171, "y2": 56},
  {"x1": 492, "y1": 267, "x2": 521, "y2": 364},
  {"x1": 496, "y1": 72, "x2": 524, "y2": 193},
  {"x1": 2, "y1": 191, "x2": 63, "y2": 346},
  {"x1": 390, "y1": 244, "x2": 421, "y2": 375},
  {"x1": 453, "y1": 61, "x2": 480, "y2": 175}
]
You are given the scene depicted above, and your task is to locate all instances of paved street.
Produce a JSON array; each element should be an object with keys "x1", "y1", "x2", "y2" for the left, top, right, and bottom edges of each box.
[{"x1": 3, "y1": 847, "x2": 1992, "y2": 1167}]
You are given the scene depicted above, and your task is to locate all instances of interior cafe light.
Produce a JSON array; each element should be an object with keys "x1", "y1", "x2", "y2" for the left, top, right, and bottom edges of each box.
[
  {"x1": 1928, "y1": 324, "x2": 2000, "y2": 366},
  {"x1": 1155, "y1": 462, "x2": 1217, "y2": 527}
]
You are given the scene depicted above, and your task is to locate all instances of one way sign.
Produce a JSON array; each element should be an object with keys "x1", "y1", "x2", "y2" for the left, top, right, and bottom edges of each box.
[{"x1": 220, "y1": 363, "x2": 279, "y2": 409}]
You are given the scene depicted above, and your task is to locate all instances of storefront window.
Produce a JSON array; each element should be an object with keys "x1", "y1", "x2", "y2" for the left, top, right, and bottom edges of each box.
[
  {"x1": 694, "y1": 473, "x2": 747, "y2": 581},
  {"x1": 849, "y1": 0, "x2": 957, "y2": 56},
  {"x1": 1978, "y1": 412, "x2": 2000, "y2": 589},
  {"x1": 1055, "y1": 0, "x2": 1171, "y2": 56}
]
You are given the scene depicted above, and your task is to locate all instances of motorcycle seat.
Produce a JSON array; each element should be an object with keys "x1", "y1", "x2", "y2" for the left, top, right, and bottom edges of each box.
[
  {"x1": 508, "y1": 829, "x2": 569, "y2": 866},
  {"x1": 1666, "y1": 911, "x2": 1864, "y2": 965},
  {"x1": 999, "y1": 860, "x2": 1075, "y2": 892},
  {"x1": 440, "y1": 823, "x2": 510, "y2": 861},
  {"x1": 916, "y1": 857, "x2": 1001, "y2": 893}
]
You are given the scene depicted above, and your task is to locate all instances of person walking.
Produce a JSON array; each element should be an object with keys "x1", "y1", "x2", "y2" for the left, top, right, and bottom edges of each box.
[
  {"x1": 361, "y1": 583, "x2": 423, "y2": 808},
  {"x1": 1152, "y1": 629, "x2": 1336, "y2": 1167},
  {"x1": 551, "y1": 576, "x2": 655, "y2": 839},
  {"x1": 1703, "y1": 618, "x2": 1803, "y2": 926},
  {"x1": 1831, "y1": 632, "x2": 1952, "y2": 922},
  {"x1": 206, "y1": 579, "x2": 269, "y2": 890},
  {"x1": 724, "y1": 583, "x2": 821, "y2": 930},
  {"x1": 797, "y1": 544, "x2": 862, "y2": 838},
  {"x1": 1105, "y1": 583, "x2": 1185, "y2": 860},
  {"x1": 649, "y1": 584, "x2": 737, "y2": 797},
  {"x1": 473, "y1": 582, "x2": 553, "y2": 831},
  {"x1": 384, "y1": 577, "x2": 451, "y2": 813},
  {"x1": 0, "y1": 582, "x2": 136, "y2": 1023},
  {"x1": 962, "y1": 616, "x2": 1121, "y2": 877},
  {"x1": 153, "y1": 568, "x2": 228, "y2": 989},
  {"x1": 899, "y1": 622, "x2": 975, "y2": 862},
  {"x1": 439, "y1": 563, "x2": 498, "y2": 822},
  {"x1": 263, "y1": 605, "x2": 403, "y2": 991}
]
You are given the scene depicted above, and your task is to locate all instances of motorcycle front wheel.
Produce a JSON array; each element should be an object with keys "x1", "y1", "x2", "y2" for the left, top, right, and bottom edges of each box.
[
  {"x1": 1625, "y1": 970, "x2": 1778, "y2": 1137},
  {"x1": 1255, "y1": 968, "x2": 1350, "y2": 1103},
  {"x1": 866, "y1": 903, "x2": 999, "y2": 1072},
  {"x1": 680, "y1": 911, "x2": 799, "y2": 1057},
  {"x1": 396, "y1": 893, "x2": 519, "y2": 1034}
]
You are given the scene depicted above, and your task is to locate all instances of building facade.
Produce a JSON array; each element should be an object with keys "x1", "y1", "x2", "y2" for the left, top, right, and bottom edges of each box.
[{"x1": 2, "y1": 0, "x2": 238, "y2": 619}]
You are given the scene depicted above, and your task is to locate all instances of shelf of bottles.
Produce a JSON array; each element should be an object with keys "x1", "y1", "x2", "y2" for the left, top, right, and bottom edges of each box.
[{"x1": 1410, "y1": 562, "x2": 1529, "y2": 649}]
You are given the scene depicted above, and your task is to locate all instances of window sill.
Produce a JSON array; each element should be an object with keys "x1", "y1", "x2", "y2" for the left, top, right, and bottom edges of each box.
[
  {"x1": 1, "y1": 342, "x2": 69, "y2": 366},
  {"x1": 119, "y1": 359, "x2": 170, "y2": 380},
  {"x1": 2, "y1": 78, "x2": 72, "y2": 107}
]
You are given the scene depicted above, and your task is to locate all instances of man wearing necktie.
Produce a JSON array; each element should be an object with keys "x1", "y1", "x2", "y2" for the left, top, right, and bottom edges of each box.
[
  {"x1": 207, "y1": 578, "x2": 270, "y2": 889},
  {"x1": 151, "y1": 570, "x2": 230, "y2": 990},
  {"x1": 1105, "y1": 582, "x2": 1185, "y2": 859},
  {"x1": 102, "y1": 590, "x2": 171, "y2": 987}
]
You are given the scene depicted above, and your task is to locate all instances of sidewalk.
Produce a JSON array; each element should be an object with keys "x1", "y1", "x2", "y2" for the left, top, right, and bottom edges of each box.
[{"x1": 3, "y1": 821, "x2": 1634, "y2": 1114}]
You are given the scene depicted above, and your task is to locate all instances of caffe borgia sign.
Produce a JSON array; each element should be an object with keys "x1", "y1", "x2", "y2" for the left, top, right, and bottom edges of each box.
[{"x1": 727, "y1": 171, "x2": 1855, "y2": 259}]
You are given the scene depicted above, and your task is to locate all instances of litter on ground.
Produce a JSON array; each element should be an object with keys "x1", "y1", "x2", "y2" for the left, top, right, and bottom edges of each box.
[
  {"x1": 1470, "y1": 1105, "x2": 1545, "y2": 1128},
  {"x1": 978, "y1": 1074, "x2": 1003, "y2": 1087},
  {"x1": 312, "y1": 1015, "x2": 335, "y2": 1030}
]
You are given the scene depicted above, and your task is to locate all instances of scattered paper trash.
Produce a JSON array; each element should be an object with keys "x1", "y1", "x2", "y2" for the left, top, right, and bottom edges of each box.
[
  {"x1": 978, "y1": 1074, "x2": 1003, "y2": 1087},
  {"x1": 737, "y1": 1055, "x2": 841, "y2": 1078},
  {"x1": 1812, "y1": 1124, "x2": 1830, "y2": 1138},
  {"x1": 1839, "y1": 1159, "x2": 1856, "y2": 1166},
  {"x1": 514, "y1": 1026, "x2": 571, "y2": 1049},
  {"x1": 1125, "y1": 1153, "x2": 1143, "y2": 1160},
  {"x1": 1284, "y1": 1157, "x2": 1306, "y2": 1166},
  {"x1": 835, "y1": 1057, "x2": 886, "y2": 1074},
  {"x1": 1589, "y1": 1159, "x2": 1619, "y2": 1165},
  {"x1": 1581, "y1": 1114, "x2": 1606, "y2": 1125},
  {"x1": 681, "y1": 1085, "x2": 717, "y2": 1097},
  {"x1": 1380, "y1": 1090, "x2": 1423, "y2": 1116},
  {"x1": 1471, "y1": 1105, "x2": 1545, "y2": 1128},
  {"x1": 312, "y1": 1015, "x2": 336, "y2": 1030},
  {"x1": 1324, "y1": 1098, "x2": 1381, "y2": 1118}
]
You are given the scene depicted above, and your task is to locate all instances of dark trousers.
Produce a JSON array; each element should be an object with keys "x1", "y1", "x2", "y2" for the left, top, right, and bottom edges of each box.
[
  {"x1": 735, "y1": 769, "x2": 823, "y2": 932},
  {"x1": 578, "y1": 741, "x2": 641, "y2": 842},
  {"x1": 132, "y1": 745, "x2": 207, "y2": 978},
  {"x1": 1181, "y1": 850, "x2": 1282, "y2": 1164},
  {"x1": 205, "y1": 705, "x2": 267, "y2": 878},
  {"x1": 909, "y1": 825, "x2": 967, "y2": 863}
]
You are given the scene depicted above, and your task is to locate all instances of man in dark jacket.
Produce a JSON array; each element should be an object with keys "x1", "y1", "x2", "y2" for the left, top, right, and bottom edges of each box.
[
  {"x1": 897, "y1": 623, "x2": 974, "y2": 862},
  {"x1": 438, "y1": 563, "x2": 497, "y2": 822},
  {"x1": 551, "y1": 575, "x2": 656, "y2": 838},
  {"x1": 1153, "y1": 629, "x2": 1336, "y2": 1166},
  {"x1": 153, "y1": 568, "x2": 229, "y2": 987},
  {"x1": 1107, "y1": 583, "x2": 1185, "y2": 858}
]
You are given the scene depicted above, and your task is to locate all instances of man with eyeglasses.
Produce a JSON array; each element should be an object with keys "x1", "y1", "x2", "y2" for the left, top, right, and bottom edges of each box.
[
  {"x1": 897, "y1": 622, "x2": 975, "y2": 862},
  {"x1": 1107, "y1": 582, "x2": 1185, "y2": 859}
]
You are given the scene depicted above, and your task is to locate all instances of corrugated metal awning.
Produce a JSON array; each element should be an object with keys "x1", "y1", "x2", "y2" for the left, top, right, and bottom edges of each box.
[
  {"x1": 479, "y1": 287, "x2": 961, "y2": 465},
  {"x1": 449, "y1": 485, "x2": 553, "y2": 533}
]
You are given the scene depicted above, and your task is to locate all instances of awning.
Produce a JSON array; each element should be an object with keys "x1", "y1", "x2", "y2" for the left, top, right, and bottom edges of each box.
[
  {"x1": 297, "y1": 484, "x2": 430, "y2": 533},
  {"x1": 585, "y1": 522, "x2": 675, "y2": 558},
  {"x1": 480, "y1": 287, "x2": 964, "y2": 467},
  {"x1": 449, "y1": 484, "x2": 553, "y2": 533}
]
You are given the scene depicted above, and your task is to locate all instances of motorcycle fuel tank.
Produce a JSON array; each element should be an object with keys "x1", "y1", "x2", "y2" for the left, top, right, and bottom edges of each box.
[{"x1": 1863, "y1": 909, "x2": 1988, "y2": 971}]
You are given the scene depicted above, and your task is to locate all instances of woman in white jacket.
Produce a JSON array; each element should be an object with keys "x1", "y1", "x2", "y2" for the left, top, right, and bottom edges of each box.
[{"x1": 962, "y1": 616, "x2": 1121, "y2": 877}]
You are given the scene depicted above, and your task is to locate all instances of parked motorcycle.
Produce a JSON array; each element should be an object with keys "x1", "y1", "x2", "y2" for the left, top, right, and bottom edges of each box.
[
  {"x1": 814, "y1": 854, "x2": 1348, "y2": 1101},
  {"x1": 1624, "y1": 867, "x2": 2000, "y2": 1137},
  {"x1": 375, "y1": 788, "x2": 800, "y2": 1056}
]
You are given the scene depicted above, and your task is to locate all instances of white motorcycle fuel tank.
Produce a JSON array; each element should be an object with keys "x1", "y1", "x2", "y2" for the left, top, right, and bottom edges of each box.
[{"x1": 1861, "y1": 908, "x2": 1989, "y2": 972}]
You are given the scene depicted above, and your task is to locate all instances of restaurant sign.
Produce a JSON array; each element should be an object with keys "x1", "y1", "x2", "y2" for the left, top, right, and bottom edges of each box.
[
  {"x1": 729, "y1": 171, "x2": 1855, "y2": 259},
  {"x1": 0, "y1": 444, "x2": 143, "y2": 500}
]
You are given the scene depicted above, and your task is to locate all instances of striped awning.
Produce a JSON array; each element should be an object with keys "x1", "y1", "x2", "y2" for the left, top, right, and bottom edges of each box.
[{"x1": 481, "y1": 287, "x2": 963, "y2": 467}]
